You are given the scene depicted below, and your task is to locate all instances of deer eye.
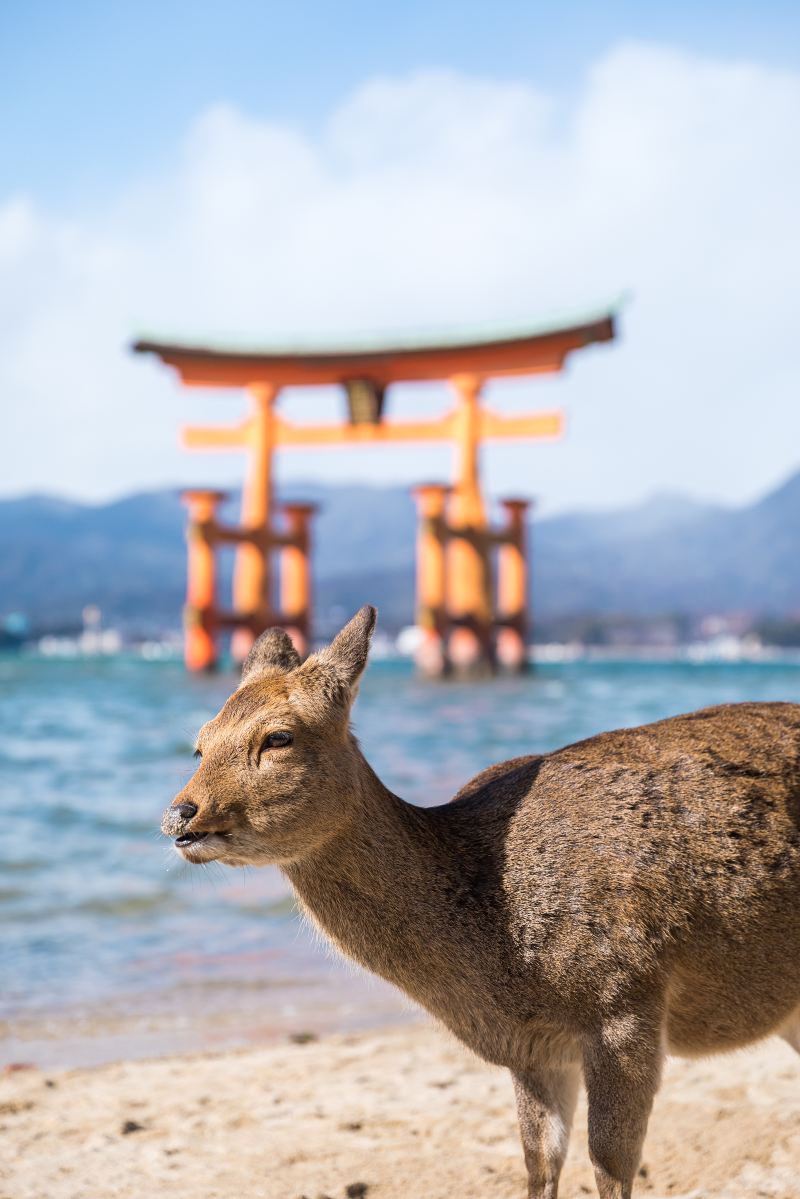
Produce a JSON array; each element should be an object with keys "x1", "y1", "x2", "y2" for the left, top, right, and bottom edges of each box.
[{"x1": 261, "y1": 731, "x2": 293, "y2": 752}]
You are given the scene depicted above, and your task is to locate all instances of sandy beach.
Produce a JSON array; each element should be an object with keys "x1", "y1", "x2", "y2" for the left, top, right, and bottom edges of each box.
[{"x1": 1, "y1": 1021, "x2": 797, "y2": 1199}]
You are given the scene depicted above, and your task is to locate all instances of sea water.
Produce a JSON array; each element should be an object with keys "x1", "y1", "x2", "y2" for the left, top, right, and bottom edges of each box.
[{"x1": 3, "y1": 654, "x2": 800, "y2": 1067}]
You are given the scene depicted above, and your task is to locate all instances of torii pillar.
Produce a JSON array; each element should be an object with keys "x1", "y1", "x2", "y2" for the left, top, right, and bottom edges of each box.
[
  {"x1": 448, "y1": 375, "x2": 494, "y2": 673},
  {"x1": 413, "y1": 483, "x2": 450, "y2": 675},
  {"x1": 281, "y1": 502, "x2": 316, "y2": 658},
  {"x1": 182, "y1": 488, "x2": 227, "y2": 671},
  {"x1": 231, "y1": 384, "x2": 278, "y2": 660},
  {"x1": 496, "y1": 498, "x2": 531, "y2": 671}
]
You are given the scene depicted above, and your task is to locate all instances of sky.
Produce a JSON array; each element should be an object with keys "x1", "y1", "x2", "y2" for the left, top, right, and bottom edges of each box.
[{"x1": 2, "y1": 1, "x2": 800, "y2": 513}]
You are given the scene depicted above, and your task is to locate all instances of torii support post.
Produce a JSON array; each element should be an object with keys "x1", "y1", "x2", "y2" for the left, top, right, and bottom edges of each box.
[
  {"x1": 182, "y1": 488, "x2": 227, "y2": 672},
  {"x1": 412, "y1": 484, "x2": 450, "y2": 676},
  {"x1": 496, "y1": 498, "x2": 531, "y2": 673},
  {"x1": 280, "y1": 503, "x2": 316, "y2": 659},
  {"x1": 447, "y1": 375, "x2": 494, "y2": 675}
]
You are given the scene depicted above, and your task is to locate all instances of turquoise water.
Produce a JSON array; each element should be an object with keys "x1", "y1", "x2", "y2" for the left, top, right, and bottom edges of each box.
[{"x1": 3, "y1": 654, "x2": 800, "y2": 1066}]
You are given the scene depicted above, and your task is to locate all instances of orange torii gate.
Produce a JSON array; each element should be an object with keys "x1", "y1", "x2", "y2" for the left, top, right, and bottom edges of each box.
[{"x1": 133, "y1": 308, "x2": 616, "y2": 674}]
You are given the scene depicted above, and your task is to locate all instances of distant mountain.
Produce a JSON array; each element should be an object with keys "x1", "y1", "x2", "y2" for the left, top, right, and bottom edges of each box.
[
  {"x1": 1, "y1": 471, "x2": 799, "y2": 635},
  {"x1": 533, "y1": 473, "x2": 800, "y2": 619}
]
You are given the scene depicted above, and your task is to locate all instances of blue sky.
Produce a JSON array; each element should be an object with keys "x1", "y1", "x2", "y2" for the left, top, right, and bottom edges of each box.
[
  {"x1": 5, "y1": 1, "x2": 799, "y2": 207},
  {"x1": 3, "y1": 2, "x2": 800, "y2": 511}
]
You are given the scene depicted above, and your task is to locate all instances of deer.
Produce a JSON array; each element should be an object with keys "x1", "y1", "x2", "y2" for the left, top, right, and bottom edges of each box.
[{"x1": 162, "y1": 606, "x2": 800, "y2": 1199}]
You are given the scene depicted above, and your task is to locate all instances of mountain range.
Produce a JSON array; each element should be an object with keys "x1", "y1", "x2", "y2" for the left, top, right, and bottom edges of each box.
[{"x1": 2, "y1": 470, "x2": 800, "y2": 638}]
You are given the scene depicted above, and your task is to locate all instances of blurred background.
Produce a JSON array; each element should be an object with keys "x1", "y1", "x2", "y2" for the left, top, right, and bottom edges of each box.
[{"x1": 3, "y1": 0, "x2": 800, "y2": 1068}]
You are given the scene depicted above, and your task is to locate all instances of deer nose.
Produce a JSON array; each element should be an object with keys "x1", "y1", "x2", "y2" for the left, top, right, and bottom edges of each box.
[{"x1": 174, "y1": 802, "x2": 198, "y2": 822}]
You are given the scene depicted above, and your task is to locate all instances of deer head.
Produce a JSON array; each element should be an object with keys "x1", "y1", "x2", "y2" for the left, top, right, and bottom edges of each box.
[{"x1": 161, "y1": 605, "x2": 377, "y2": 867}]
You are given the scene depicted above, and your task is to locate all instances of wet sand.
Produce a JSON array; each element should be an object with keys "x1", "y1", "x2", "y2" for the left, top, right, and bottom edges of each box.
[{"x1": 1, "y1": 1022, "x2": 798, "y2": 1199}]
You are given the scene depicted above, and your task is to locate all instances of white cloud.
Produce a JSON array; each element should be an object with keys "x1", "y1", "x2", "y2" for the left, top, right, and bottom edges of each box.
[{"x1": 3, "y1": 44, "x2": 800, "y2": 510}]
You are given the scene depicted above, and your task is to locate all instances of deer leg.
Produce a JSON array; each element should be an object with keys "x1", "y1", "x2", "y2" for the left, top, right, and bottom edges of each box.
[
  {"x1": 582, "y1": 1016, "x2": 663, "y2": 1199},
  {"x1": 511, "y1": 1062, "x2": 580, "y2": 1199}
]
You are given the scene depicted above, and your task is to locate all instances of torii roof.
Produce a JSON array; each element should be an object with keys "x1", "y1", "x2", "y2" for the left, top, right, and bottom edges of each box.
[{"x1": 132, "y1": 303, "x2": 618, "y2": 388}]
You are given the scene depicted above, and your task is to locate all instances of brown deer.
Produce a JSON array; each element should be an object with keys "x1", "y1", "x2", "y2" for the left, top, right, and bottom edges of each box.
[{"x1": 162, "y1": 606, "x2": 800, "y2": 1199}]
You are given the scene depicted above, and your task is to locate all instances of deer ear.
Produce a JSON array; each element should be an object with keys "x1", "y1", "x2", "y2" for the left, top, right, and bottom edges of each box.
[
  {"x1": 241, "y1": 628, "x2": 301, "y2": 683},
  {"x1": 312, "y1": 605, "x2": 377, "y2": 700}
]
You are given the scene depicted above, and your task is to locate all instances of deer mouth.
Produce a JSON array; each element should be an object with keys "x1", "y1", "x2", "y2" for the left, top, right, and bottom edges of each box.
[
  {"x1": 175, "y1": 831, "x2": 208, "y2": 848},
  {"x1": 173, "y1": 830, "x2": 228, "y2": 862}
]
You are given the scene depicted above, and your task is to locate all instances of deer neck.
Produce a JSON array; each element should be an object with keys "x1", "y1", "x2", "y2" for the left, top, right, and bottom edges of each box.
[
  {"x1": 282, "y1": 755, "x2": 456, "y2": 991},
  {"x1": 282, "y1": 748, "x2": 536, "y2": 1063}
]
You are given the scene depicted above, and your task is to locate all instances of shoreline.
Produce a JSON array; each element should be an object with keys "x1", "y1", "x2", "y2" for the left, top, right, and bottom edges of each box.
[
  {"x1": 1, "y1": 972, "x2": 417, "y2": 1071},
  {"x1": 2, "y1": 1022, "x2": 798, "y2": 1198}
]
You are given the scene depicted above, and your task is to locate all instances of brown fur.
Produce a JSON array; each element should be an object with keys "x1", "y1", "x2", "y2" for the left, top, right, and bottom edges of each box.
[{"x1": 162, "y1": 607, "x2": 800, "y2": 1199}]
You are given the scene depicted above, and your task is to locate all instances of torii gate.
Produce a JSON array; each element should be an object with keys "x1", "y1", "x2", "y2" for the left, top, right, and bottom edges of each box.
[{"x1": 133, "y1": 308, "x2": 616, "y2": 674}]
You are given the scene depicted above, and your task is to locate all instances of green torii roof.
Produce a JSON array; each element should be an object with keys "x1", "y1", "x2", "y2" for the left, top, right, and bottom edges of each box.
[
  {"x1": 132, "y1": 299, "x2": 622, "y2": 388},
  {"x1": 133, "y1": 299, "x2": 622, "y2": 359}
]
